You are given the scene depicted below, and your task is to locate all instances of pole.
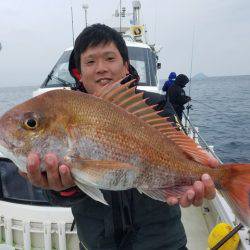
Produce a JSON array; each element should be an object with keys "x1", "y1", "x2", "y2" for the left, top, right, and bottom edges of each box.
[{"x1": 70, "y1": 6, "x2": 75, "y2": 45}]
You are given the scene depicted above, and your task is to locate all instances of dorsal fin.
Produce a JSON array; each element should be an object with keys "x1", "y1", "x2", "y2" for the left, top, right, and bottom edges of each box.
[{"x1": 93, "y1": 78, "x2": 220, "y2": 168}]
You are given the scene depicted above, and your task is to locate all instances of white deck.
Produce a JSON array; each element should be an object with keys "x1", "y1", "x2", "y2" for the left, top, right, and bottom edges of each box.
[{"x1": 182, "y1": 206, "x2": 209, "y2": 249}]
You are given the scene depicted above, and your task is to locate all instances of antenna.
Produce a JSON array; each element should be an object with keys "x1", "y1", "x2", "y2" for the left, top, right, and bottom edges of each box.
[
  {"x1": 82, "y1": 2, "x2": 89, "y2": 28},
  {"x1": 70, "y1": 5, "x2": 75, "y2": 45},
  {"x1": 132, "y1": 0, "x2": 141, "y2": 25},
  {"x1": 119, "y1": 0, "x2": 122, "y2": 32}
]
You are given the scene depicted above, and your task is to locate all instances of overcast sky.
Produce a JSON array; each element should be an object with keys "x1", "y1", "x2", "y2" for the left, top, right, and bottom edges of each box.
[{"x1": 0, "y1": 0, "x2": 250, "y2": 86}]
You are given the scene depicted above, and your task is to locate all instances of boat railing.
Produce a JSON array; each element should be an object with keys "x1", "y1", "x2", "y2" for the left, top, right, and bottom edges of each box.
[
  {"x1": 182, "y1": 111, "x2": 221, "y2": 163},
  {"x1": 182, "y1": 111, "x2": 250, "y2": 249}
]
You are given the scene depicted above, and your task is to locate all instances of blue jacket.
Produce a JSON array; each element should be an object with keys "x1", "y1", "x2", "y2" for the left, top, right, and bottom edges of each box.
[{"x1": 162, "y1": 72, "x2": 177, "y2": 92}]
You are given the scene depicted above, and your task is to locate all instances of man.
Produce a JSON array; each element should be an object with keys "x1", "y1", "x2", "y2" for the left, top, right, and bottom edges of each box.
[
  {"x1": 167, "y1": 74, "x2": 191, "y2": 122},
  {"x1": 21, "y1": 24, "x2": 215, "y2": 250},
  {"x1": 162, "y1": 71, "x2": 177, "y2": 93}
]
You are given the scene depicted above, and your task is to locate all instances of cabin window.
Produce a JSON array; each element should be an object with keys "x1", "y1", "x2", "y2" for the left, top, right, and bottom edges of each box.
[
  {"x1": 128, "y1": 46, "x2": 157, "y2": 86},
  {"x1": 130, "y1": 59, "x2": 146, "y2": 82}
]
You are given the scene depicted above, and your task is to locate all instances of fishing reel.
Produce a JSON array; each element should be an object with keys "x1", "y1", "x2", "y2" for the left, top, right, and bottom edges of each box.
[{"x1": 186, "y1": 104, "x2": 193, "y2": 111}]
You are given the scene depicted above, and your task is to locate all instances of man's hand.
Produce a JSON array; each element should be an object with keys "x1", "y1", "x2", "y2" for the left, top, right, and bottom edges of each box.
[
  {"x1": 166, "y1": 174, "x2": 216, "y2": 207},
  {"x1": 19, "y1": 152, "x2": 75, "y2": 191}
]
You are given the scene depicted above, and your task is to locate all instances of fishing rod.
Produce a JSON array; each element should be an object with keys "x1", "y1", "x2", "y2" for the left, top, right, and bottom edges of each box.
[
  {"x1": 190, "y1": 98, "x2": 233, "y2": 119},
  {"x1": 191, "y1": 99, "x2": 218, "y2": 111},
  {"x1": 185, "y1": 27, "x2": 195, "y2": 129},
  {"x1": 188, "y1": 27, "x2": 195, "y2": 99}
]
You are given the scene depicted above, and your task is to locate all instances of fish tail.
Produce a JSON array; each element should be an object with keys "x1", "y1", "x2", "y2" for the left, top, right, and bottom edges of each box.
[{"x1": 219, "y1": 163, "x2": 250, "y2": 227}]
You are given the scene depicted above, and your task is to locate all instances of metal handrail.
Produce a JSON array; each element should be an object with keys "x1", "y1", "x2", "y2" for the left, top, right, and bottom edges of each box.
[{"x1": 182, "y1": 111, "x2": 222, "y2": 163}]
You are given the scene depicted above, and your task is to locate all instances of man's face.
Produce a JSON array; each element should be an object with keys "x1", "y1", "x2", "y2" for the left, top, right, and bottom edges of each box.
[{"x1": 79, "y1": 42, "x2": 129, "y2": 94}]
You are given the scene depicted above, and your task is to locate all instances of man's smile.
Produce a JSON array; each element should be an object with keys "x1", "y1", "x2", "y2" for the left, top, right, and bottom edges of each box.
[{"x1": 96, "y1": 78, "x2": 112, "y2": 85}]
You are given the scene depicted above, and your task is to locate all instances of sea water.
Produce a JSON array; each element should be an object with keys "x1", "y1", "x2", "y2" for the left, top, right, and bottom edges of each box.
[{"x1": 189, "y1": 75, "x2": 250, "y2": 163}]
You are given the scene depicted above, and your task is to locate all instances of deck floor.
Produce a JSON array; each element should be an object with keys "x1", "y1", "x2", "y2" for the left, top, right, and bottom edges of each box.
[{"x1": 182, "y1": 206, "x2": 210, "y2": 250}]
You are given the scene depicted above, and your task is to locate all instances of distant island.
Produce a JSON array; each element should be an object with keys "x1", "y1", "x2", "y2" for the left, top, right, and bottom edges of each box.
[{"x1": 192, "y1": 73, "x2": 208, "y2": 80}]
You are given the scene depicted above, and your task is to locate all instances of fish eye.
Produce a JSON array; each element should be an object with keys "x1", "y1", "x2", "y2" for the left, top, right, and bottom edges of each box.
[{"x1": 24, "y1": 118, "x2": 37, "y2": 129}]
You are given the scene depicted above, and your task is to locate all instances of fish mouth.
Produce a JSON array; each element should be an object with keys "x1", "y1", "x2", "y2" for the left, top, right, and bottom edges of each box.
[
  {"x1": 0, "y1": 137, "x2": 10, "y2": 151},
  {"x1": 0, "y1": 138, "x2": 13, "y2": 159},
  {"x1": 0, "y1": 136, "x2": 22, "y2": 153},
  {"x1": 0, "y1": 140, "x2": 27, "y2": 172}
]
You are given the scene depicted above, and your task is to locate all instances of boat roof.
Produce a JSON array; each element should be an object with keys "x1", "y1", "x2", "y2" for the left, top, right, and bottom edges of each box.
[
  {"x1": 64, "y1": 40, "x2": 150, "y2": 53},
  {"x1": 125, "y1": 40, "x2": 151, "y2": 49}
]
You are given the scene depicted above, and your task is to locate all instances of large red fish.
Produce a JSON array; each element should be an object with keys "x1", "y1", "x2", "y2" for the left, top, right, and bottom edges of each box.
[{"x1": 0, "y1": 80, "x2": 250, "y2": 226}]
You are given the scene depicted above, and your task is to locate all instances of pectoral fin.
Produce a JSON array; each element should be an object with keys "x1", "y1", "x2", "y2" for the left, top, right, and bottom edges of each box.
[
  {"x1": 65, "y1": 154, "x2": 138, "y2": 189},
  {"x1": 65, "y1": 155, "x2": 139, "y2": 200},
  {"x1": 64, "y1": 155, "x2": 134, "y2": 173},
  {"x1": 74, "y1": 179, "x2": 108, "y2": 205}
]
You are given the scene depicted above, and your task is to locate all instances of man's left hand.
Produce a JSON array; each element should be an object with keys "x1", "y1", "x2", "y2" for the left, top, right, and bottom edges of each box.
[{"x1": 166, "y1": 173, "x2": 216, "y2": 207}]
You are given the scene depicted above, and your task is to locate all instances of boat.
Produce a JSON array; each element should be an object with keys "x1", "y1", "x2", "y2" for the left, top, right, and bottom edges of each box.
[{"x1": 1, "y1": 1, "x2": 249, "y2": 249}]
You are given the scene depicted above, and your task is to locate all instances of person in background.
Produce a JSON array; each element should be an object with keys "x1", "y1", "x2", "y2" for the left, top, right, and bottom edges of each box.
[
  {"x1": 21, "y1": 24, "x2": 215, "y2": 250},
  {"x1": 162, "y1": 71, "x2": 177, "y2": 93},
  {"x1": 168, "y1": 74, "x2": 191, "y2": 122}
]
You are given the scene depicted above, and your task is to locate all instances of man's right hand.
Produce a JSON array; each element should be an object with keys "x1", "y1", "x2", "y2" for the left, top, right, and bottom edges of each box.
[{"x1": 19, "y1": 152, "x2": 75, "y2": 191}]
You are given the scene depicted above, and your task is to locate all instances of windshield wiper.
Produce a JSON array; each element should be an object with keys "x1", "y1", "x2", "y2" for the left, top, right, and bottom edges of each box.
[{"x1": 47, "y1": 71, "x2": 71, "y2": 87}]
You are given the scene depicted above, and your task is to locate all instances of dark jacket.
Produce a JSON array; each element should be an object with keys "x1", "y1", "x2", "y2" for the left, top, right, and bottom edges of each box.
[
  {"x1": 45, "y1": 91, "x2": 187, "y2": 250},
  {"x1": 0, "y1": 158, "x2": 47, "y2": 204},
  {"x1": 167, "y1": 75, "x2": 191, "y2": 112}
]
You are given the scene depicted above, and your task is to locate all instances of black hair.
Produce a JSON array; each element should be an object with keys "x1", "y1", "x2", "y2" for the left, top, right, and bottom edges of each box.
[{"x1": 73, "y1": 23, "x2": 129, "y2": 72}]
